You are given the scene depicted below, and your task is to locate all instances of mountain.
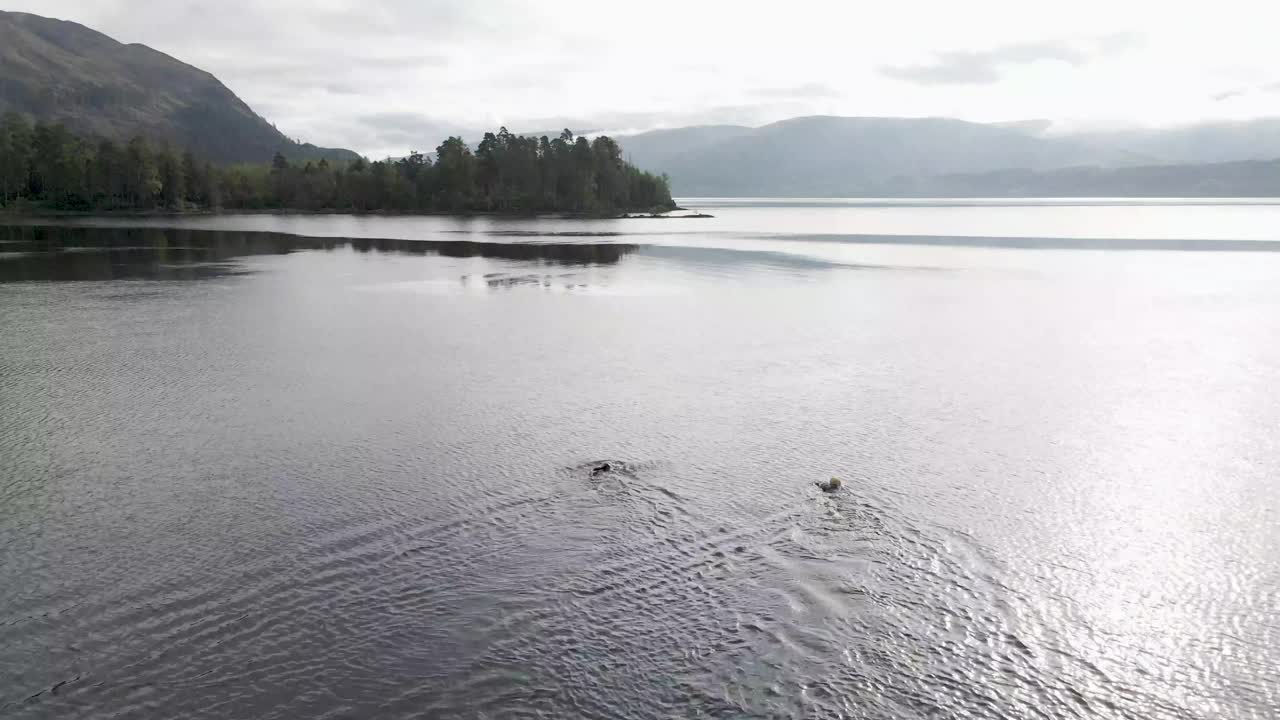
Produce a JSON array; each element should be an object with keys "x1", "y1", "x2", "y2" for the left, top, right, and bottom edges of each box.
[
  {"x1": 618, "y1": 116, "x2": 1143, "y2": 196},
  {"x1": 616, "y1": 115, "x2": 1280, "y2": 197},
  {"x1": 988, "y1": 119, "x2": 1055, "y2": 134},
  {"x1": 1061, "y1": 119, "x2": 1280, "y2": 166},
  {"x1": 0, "y1": 10, "x2": 359, "y2": 164},
  {"x1": 876, "y1": 159, "x2": 1280, "y2": 197},
  {"x1": 616, "y1": 125, "x2": 753, "y2": 171}
]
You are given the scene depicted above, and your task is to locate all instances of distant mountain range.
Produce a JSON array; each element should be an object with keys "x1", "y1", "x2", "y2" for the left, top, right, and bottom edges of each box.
[
  {"x1": 616, "y1": 117, "x2": 1138, "y2": 196},
  {"x1": 877, "y1": 158, "x2": 1280, "y2": 198},
  {"x1": 1064, "y1": 119, "x2": 1280, "y2": 166},
  {"x1": 0, "y1": 10, "x2": 358, "y2": 165},
  {"x1": 617, "y1": 117, "x2": 1280, "y2": 197}
]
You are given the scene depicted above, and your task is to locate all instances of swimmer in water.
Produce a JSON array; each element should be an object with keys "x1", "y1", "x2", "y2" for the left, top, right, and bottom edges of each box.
[{"x1": 816, "y1": 477, "x2": 842, "y2": 492}]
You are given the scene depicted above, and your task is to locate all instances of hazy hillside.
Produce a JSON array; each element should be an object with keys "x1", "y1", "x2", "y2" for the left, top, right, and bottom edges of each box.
[
  {"x1": 616, "y1": 125, "x2": 753, "y2": 173},
  {"x1": 0, "y1": 10, "x2": 358, "y2": 164},
  {"x1": 877, "y1": 159, "x2": 1280, "y2": 198},
  {"x1": 1061, "y1": 119, "x2": 1280, "y2": 166},
  {"x1": 619, "y1": 116, "x2": 1138, "y2": 196}
]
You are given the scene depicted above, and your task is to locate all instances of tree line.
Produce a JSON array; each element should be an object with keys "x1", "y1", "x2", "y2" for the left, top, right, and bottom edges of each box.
[{"x1": 0, "y1": 115, "x2": 675, "y2": 214}]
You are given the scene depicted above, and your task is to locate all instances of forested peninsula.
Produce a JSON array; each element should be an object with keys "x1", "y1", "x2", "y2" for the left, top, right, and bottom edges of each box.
[{"x1": 0, "y1": 117, "x2": 675, "y2": 216}]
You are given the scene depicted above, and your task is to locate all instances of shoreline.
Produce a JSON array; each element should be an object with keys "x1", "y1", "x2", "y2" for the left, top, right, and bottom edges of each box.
[{"x1": 0, "y1": 206, "x2": 713, "y2": 220}]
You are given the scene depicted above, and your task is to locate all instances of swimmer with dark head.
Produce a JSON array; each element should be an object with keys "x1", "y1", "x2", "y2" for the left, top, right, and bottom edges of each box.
[
  {"x1": 591, "y1": 462, "x2": 613, "y2": 476},
  {"x1": 816, "y1": 477, "x2": 842, "y2": 492}
]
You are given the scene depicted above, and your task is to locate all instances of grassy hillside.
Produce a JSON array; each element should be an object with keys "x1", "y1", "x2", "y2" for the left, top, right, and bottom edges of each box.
[{"x1": 0, "y1": 10, "x2": 359, "y2": 164}]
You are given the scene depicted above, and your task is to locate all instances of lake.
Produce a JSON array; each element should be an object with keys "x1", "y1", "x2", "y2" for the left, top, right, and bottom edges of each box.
[{"x1": 1, "y1": 199, "x2": 1278, "y2": 719}]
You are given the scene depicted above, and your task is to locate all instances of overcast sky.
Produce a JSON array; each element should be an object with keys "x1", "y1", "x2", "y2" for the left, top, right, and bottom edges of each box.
[{"x1": 10, "y1": 0, "x2": 1280, "y2": 157}]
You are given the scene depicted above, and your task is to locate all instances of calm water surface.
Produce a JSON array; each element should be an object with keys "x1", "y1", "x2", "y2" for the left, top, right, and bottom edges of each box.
[{"x1": 1, "y1": 200, "x2": 1278, "y2": 719}]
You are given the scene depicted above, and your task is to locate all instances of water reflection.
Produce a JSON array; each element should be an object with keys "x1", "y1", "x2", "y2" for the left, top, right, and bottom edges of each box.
[
  {"x1": 346, "y1": 236, "x2": 635, "y2": 264},
  {"x1": 2, "y1": 206, "x2": 1279, "y2": 719},
  {"x1": 0, "y1": 225, "x2": 639, "y2": 282}
]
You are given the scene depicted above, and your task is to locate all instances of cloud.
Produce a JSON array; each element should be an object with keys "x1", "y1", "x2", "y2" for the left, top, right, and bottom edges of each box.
[
  {"x1": 514, "y1": 104, "x2": 813, "y2": 137},
  {"x1": 347, "y1": 112, "x2": 473, "y2": 156},
  {"x1": 749, "y1": 83, "x2": 842, "y2": 100},
  {"x1": 1213, "y1": 80, "x2": 1280, "y2": 102},
  {"x1": 216, "y1": 54, "x2": 447, "y2": 84},
  {"x1": 880, "y1": 34, "x2": 1141, "y2": 86},
  {"x1": 881, "y1": 44, "x2": 1081, "y2": 85},
  {"x1": 1091, "y1": 32, "x2": 1144, "y2": 55}
]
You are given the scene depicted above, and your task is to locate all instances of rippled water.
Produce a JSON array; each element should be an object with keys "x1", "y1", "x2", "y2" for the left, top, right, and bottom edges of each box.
[{"x1": 1, "y1": 201, "x2": 1278, "y2": 719}]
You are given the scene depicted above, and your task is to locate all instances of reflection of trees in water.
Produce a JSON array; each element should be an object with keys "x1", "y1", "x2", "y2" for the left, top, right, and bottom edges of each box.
[
  {"x1": 0, "y1": 225, "x2": 637, "y2": 282},
  {"x1": 0, "y1": 226, "x2": 306, "y2": 282},
  {"x1": 348, "y1": 237, "x2": 636, "y2": 264}
]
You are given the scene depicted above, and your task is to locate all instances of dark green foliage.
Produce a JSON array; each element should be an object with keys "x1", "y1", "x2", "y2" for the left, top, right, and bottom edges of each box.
[
  {"x1": 0, "y1": 119, "x2": 675, "y2": 214},
  {"x1": 262, "y1": 126, "x2": 676, "y2": 214}
]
